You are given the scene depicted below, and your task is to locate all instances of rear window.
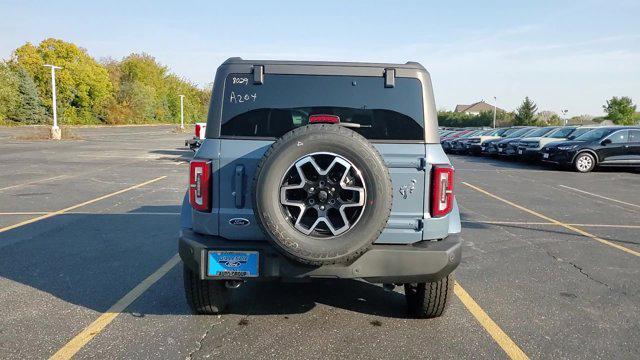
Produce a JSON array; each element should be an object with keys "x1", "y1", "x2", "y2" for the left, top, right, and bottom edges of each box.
[{"x1": 220, "y1": 74, "x2": 424, "y2": 141}]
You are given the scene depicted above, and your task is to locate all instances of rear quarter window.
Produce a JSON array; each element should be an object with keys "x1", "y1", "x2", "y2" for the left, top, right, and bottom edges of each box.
[{"x1": 220, "y1": 74, "x2": 425, "y2": 141}]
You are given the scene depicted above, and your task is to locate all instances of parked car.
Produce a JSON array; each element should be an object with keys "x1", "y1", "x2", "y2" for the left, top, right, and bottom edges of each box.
[
  {"x1": 541, "y1": 126, "x2": 640, "y2": 172},
  {"x1": 482, "y1": 127, "x2": 536, "y2": 156},
  {"x1": 185, "y1": 122, "x2": 207, "y2": 151},
  {"x1": 449, "y1": 130, "x2": 488, "y2": 154},
  {"x1": 452, "y1": 129, "x2": 496, "y2": 154},
  {"x1": 441, "y1": 129, "x2": 473, "y2": 152},
  {"x1": 466, "y1": 128, "x2": 510, "y2": 155},
  {"x1": 516, "y1": 126, "x2": 597, "y2": 161},
  {"x1": 180, "y1": 58, "x2": 461, "y2": 319},
  {"x1": 501, "y1": 126, "x2": 558, "y2": 156}
]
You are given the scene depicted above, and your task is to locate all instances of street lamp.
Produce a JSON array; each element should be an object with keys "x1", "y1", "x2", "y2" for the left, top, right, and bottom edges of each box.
[
  {"x1": 179, "y1": 95, "x2": 185, "y2": 129},
  {"x1": 43, "y1": 64, "x2": 62, "y2": 140},
  {"x1": 492, "y1": 96, "x2": 497, "y2": 128},
  {"x1": 561, "y1": 109, "x2": 569, "y2": 126}
]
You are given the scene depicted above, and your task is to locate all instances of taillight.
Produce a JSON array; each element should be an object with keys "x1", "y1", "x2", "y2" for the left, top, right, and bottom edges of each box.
[
  {"x1": 431, "y1": 165, "x2": 454, "y2": 217},
  {"x1": 195, "y1": 124, "x2": 202, "y2": 138},
  {"x1": 309, "y1": 114, "x2": 340, "y2": 124},
  {"x1": 189, "y1": 160, "x2": 211, "y2": 212}
]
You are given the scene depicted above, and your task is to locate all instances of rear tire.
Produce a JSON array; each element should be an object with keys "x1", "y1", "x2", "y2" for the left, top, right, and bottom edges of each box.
[
  {"x1": 405, "y1": 274, "x2": 453, "y2": 319},
  {"x1": 573, "y1": 152, "x2": 596, "y2": 173},
  {"x1": 183, "y1": 265, "x2": 230, "y2": 314}
]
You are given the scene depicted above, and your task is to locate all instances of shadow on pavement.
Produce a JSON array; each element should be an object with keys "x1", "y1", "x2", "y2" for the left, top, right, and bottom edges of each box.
[
  {"x1": 149, "y1": 148, "x2": 193, "y2": 163},
  {"x1": 0, "y1": 205, "x2": 182, "y2": 315},
  {"x1": 224, "y1": 279, "x2": 408, "y2": 318},
  {"x1": 0, "y1": 204, "x2": 411, "y2": 318}
]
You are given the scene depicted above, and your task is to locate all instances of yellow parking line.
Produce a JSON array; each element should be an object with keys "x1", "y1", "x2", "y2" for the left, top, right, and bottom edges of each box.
[
  {"x1": 49, "y1": 254, "x2": 181, "y2": 360},
  {"x1": 462, "y1": 182, "x2": 640, "y2": 257},
  {"x1": 0, "y1": 176, "x2": 166, "y2": 234},
  {"x1": 455, "y1": 282, "x2": 529, "y2": 360}
]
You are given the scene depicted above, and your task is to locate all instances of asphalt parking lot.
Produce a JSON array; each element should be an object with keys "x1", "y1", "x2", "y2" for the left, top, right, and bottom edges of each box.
[{"x1": 1, "y1": 126, "x2": 638, "y2": 359}]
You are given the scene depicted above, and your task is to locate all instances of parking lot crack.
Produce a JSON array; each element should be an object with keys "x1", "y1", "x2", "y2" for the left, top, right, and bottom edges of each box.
[
  {"x1": 186, "y1": 319, "x2": 223, "y2": 360},
  {"x1": 566, "y1": 261, "x2": 612, "y2": 290},
  {"x1": 543, "y1": 249, "x2": 613, "y2": 291}
]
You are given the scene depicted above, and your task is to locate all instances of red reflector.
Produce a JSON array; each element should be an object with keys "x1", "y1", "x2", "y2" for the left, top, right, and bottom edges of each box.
[
  {"x1": 431, "y1": 165, "x2": 454, "y2": 218},
  {"x1": 309, "y1": 114, "x2": 340, "y2": 124},
  {"x1": 195, "y1": 124, "x2": 201, "y2": 137},
  {"x1": 189, "y1": 160, "x2": 211, "y2": 212}
]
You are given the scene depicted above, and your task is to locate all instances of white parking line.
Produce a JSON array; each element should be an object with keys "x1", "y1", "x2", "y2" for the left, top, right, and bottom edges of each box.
[
  {"x1": 0, "y1": 175, "x2": 68, "y2": 191},
  {"x1": 462, "y1": 220, "x2": 640, "y2": 229},
  {"x1": 558, "y1": 185, "x2": 640, "y2": 209}
]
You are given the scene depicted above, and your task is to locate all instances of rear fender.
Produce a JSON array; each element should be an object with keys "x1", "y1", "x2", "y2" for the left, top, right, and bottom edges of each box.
[
  {"x1": 180, "y1": 192, "x2": 193, "y2": 229},
  {"x1": 448, "y1": 199, "x2": 461, "y2": 234}
]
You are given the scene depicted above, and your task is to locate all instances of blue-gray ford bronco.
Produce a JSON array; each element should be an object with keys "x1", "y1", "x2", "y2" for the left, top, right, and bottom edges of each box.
[{"x1": 179, "y1": 58, "x2": 461, "y2": 318}]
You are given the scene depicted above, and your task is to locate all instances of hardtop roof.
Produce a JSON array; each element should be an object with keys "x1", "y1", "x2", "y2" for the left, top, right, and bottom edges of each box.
[{"x1": 222, "y1": 57, "x2": 426, "y2": 71}]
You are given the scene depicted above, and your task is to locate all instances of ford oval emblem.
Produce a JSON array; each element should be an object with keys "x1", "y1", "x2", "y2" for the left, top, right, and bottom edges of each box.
[{"x1": 229, "y1": 218, "x2": 250, "y2": 226}]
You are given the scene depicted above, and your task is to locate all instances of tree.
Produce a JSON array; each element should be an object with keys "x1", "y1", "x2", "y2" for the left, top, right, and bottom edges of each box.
[
  {"x1": 0, "y1": 62, "x2": 47, "y2": 124},
  {"x1": 12, "y1": 38, "x2": 114, "y2": 124},
  {"x1": 437, "y1": 110, "x2": 493, "y2": 127},
  {"x1": 105, "y1": 53, "x2": 210, "y2": 124},
  {"x1": 536, "y1": 111, "x2": 562, "y2": 126},
  {"x1": 0, "y1": 62, "x2": 20, "y2": 123},
  {"x1": 603, "y1": 96, "x2": 636, "y2": 125},
  {"x1": 514, "y1": 97, "x2": 538, "y2": 125}
]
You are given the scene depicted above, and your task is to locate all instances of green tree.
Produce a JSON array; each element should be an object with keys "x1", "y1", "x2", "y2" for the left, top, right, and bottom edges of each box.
[
  {"x1": 105, "y1": 53, "x2": 210, "y2": 124},
  {"x1": 0, "y1": 62, "x2": 47, "y2": 124},
  {"x1": 8, "y1": 65, "x2": 48, "y2": 124},
  {"x1": 514, "y1": 97, "x2": 538, "y2": 125},
  {"x1": 0, "y1": 62, "x2": 20, "y2": 123},
  {"x1": 12, "y1": 38, "x2": 114, "y2": 124},
  {"x1": 603, "y1": 96, "x2": 636, "y2": 125},
  {"x1": 437, "y1": 110, "x2": 492, "y2": 127}
]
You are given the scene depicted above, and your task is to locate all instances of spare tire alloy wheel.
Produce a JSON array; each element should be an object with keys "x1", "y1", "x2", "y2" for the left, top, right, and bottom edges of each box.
[
  {"x1": 280, "y1": 152, "x2": 366, "y2": 237},
  {"x1": 253, "y1": 124, "x2": 393, "y2": 266}
]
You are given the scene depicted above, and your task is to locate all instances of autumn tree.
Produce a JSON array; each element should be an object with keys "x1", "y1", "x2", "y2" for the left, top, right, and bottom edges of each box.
[{"x1": 12, "y1": 38, "x2": 113, "y2": 124}]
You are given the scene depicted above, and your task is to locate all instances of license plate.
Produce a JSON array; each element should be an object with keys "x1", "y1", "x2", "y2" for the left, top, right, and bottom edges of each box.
[
  {"x1": 208, "y1": 251, "x2": 259, "y2": 277},
  {"x1": 518, "y1": 149, "x2": 523, "y2": 155},
  {"x1": 498, "y1": 148, "x2": 503, "y2": 153},
  {"x1": 543, "y1": 153, "x2": 549, "y2": 159}
]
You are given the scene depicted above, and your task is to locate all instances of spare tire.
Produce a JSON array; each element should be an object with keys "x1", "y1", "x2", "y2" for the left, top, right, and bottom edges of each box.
[{"x1": 253, "y1": 124, "x2": 393, "y2": 266}]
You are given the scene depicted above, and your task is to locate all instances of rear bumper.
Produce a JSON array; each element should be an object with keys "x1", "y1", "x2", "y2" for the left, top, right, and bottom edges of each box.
[{"x1": 179, "y1": 229, "x2": 461, "y2": 284}]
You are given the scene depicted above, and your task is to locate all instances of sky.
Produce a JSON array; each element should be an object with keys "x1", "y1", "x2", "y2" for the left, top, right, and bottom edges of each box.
[{"x1": 1, "y1": 0, "x2": 639, "y2": 116}]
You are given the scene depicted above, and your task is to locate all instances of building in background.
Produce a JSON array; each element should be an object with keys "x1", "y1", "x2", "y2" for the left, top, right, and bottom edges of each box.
[{"x1": 455, "y1": 100, "x2": 504, "y2": 115}]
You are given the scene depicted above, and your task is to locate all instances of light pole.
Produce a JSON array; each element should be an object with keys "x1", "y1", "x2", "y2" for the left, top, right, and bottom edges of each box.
[
  {"x1": 179, "y1": 95, "x2": 185, "y2": 129},
  {"x1": 44, "y1": 64, "x2": 62, "y2": 140},
  {"x1": 492, "y1": 96, "x2": 497, "y2": 128},
  {"x1": 561, "y1": 109, "x2": 568, "y2": 126}
]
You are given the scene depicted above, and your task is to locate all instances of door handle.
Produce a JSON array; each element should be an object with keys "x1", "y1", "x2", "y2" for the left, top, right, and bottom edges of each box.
[{"x1": 234, "y1": 165, "x2": 245, "y2": 208}]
